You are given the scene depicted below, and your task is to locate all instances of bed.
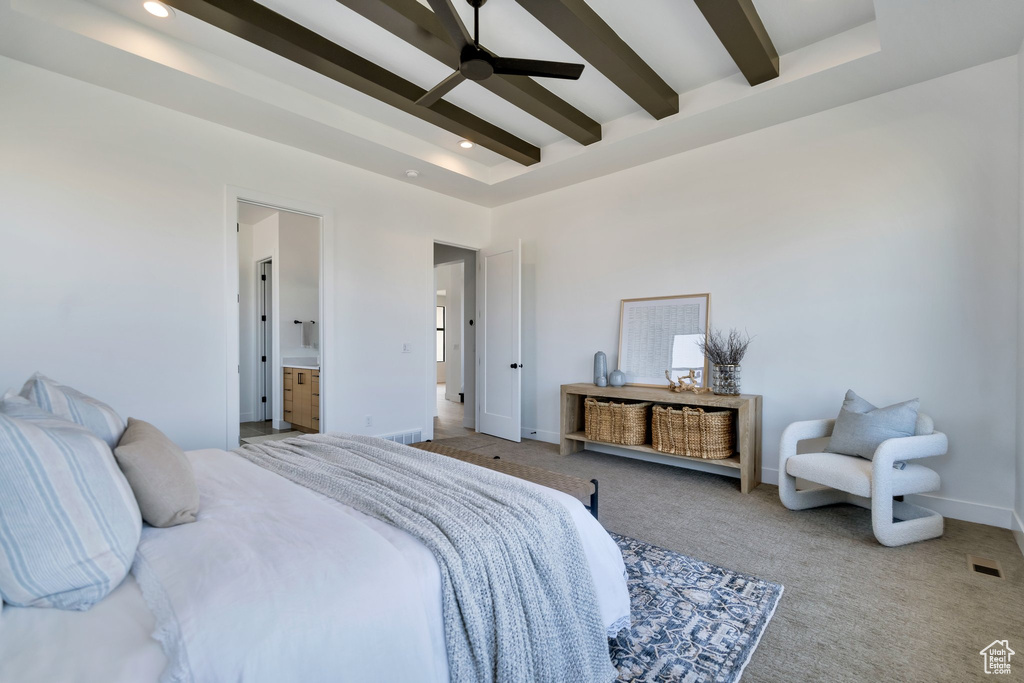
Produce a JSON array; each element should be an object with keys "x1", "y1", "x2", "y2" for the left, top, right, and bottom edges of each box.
[{"x1": 0, "y1": 446, "x2": 631, "y2": 682}]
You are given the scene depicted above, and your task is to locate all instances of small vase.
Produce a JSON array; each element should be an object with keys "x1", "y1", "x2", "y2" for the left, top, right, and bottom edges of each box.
[
  {"x1": 593, "y1": 351, "x2": 608, "y2": 386},
  {"x1": 609, "y1": 369, "x2": 626, "y2": 387},
  {"x1": 712, "y1": 364, "x2": 741, "y2": 395}
]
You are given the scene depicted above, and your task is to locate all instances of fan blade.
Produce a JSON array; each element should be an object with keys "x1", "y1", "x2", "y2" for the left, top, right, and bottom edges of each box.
[
  {"x1": 415, "y1": 71, "x2": 467, "y2": 107},
  {"x1": 492, "y1": 58, "x2": 585, "y2": 80},
  {"x1": 424, "y1": 0, "x2": 472, "y2": 48}
]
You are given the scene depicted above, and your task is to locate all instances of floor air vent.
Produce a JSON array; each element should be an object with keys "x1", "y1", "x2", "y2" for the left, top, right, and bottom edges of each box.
[
  {"x1": 379, "y1": 430, "x2": 423, "y2": 445},
  {"x1": 967, "y1": 555, "x2": 1004, "y2": 579}
]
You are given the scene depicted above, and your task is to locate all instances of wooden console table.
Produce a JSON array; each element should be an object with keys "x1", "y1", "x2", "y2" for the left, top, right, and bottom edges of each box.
[{"x1": 559, "y1": 383, "x2": 762, "y2": 493}]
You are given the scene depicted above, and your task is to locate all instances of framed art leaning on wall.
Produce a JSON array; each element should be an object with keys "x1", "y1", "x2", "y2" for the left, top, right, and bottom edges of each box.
[{"x1": 617, "y1": 293, "x2": 710, "y2": 387}]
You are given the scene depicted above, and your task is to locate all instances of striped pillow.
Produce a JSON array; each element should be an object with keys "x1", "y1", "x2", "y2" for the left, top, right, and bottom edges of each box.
[
  {"x1": 0, "y1": 401, "x2": 142, "y2": 610},
  {"x1": 19, "y1": 373, "x2": 125, "y2": 449}
]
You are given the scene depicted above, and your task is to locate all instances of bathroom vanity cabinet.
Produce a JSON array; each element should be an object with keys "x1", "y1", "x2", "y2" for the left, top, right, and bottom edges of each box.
[{"x1": 283, "y1": 366, "x2": 320, "y2": 432}]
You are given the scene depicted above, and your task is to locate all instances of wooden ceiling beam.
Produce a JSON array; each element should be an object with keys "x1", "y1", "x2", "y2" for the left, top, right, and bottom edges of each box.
[
  {"x1": 336, "y1": 0, "x2": 601, "y2": 146},
  {"x1": 162, "y1": 0, "x2": 540, "y2": 165},
  {"x1": 514, "y1": 0, "x2": 678, "y2": 120},
  {"x1": 694, "y1": 0, "x2": 779, "y2": 86}
]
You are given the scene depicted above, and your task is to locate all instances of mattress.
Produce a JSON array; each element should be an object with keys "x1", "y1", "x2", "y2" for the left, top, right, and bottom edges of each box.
[{"x1": 0, "y1": 447, "x2": 629, "y2": 683}]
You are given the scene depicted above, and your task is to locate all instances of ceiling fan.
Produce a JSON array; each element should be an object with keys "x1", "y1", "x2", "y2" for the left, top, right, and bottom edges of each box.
[{"x1": 417, "y1": 0, "x2": 586, "y2": 107}]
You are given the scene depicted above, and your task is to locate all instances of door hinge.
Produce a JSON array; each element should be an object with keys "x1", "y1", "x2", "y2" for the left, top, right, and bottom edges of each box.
[
  {"x1": 261, "y1": 396, "x2": 267, "y2": 403},
  {"x1": 261, "y1": 355, "x2": 266, "y2": 362},
  {"x1": 261, "y1": 274, "x2": 267, "y2": 281},
  {"x1": 261, "y1": 315, "x2": 266, "y2": 322}
]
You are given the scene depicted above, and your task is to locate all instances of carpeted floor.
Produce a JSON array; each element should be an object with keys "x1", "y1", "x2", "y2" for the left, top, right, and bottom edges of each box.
[{"x1": 430, "y1": 428, "x2": 1024, "y2": 682}]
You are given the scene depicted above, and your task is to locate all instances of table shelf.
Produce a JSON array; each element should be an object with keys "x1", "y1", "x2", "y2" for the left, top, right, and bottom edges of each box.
[
  {"x1": 559, "y1": 383, "x2": 762, "y2": 492},
  {"x1": 563, "y1": 431, "x2": 742, "y2": 468}
]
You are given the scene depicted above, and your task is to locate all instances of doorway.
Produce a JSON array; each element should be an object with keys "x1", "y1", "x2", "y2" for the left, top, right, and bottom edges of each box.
[
  {"x1": 235, "y1": 198, "x2": 325, "y2": 446},
  {"x1": 433, "y1": 243, "x2": 477, "y2": 440}
]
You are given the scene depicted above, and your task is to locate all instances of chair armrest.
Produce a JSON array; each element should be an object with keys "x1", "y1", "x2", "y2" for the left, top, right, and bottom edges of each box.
[
  {"x1": 779, "y1": 419, "x2": 835, "y2": 460},
  {"x1": 872, "y1": 432, "x2": 948, "y2": 472}
]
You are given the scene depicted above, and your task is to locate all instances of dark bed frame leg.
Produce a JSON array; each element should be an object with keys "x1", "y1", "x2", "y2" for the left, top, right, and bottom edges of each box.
[{"x1": 588, "y1": 479, "x2": 599, "y2": 520}]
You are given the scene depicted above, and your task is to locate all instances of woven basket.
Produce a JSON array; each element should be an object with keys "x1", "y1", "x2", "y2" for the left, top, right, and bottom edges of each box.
[
  {"x1": 651, "y1": 405, "x2": 734, "y2": 459},
  {"x1": 584, "y1": 398, "x2": 651, "y2": 446}
]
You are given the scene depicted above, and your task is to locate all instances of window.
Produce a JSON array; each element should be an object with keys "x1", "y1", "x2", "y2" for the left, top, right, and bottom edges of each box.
[{"x1": 436, "y1": 306, "x2": 445, "y2": 362}]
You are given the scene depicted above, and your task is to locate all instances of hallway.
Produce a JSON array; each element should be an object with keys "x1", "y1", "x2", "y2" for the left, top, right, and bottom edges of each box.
[{"x1": 434, "y1": 383, "x2": 473, "y2": 440}]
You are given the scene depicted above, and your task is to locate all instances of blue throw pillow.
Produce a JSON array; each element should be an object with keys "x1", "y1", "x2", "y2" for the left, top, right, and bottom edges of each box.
[
  {"x1": 825, "y1": 390, "x2": 920, "y2": 460},
  {"x1": 0, "y1": 397, "x2": 141, "y2": 610},
  {"x1": 19, "y1": 373, "x2": 126, "y2": 449}
]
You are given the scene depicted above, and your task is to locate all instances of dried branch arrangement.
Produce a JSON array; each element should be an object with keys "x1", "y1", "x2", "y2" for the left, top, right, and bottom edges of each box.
[{"x1": 697, "y1": 328, "x2": 754, "y2": 366}]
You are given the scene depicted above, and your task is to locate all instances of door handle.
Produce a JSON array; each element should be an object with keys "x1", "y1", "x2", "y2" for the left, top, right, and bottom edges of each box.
[
  {"x1": 509, "y1": 363, "x2": 523, "y2": 369},
  {"x1": 298, "y1": 372, "x2": 304, "y2": 384}
]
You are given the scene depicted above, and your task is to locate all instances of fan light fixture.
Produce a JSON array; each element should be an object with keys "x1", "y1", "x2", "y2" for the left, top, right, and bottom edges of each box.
[
  {"x1": 143, "y1": 1, "x2": 172, "y2": 18},
  {"x1": 459, "y1": 140, "x2": 474, "y2": 149},
  {"x1": 416, "y1": 0, "x2": 585, "y2": 107}
]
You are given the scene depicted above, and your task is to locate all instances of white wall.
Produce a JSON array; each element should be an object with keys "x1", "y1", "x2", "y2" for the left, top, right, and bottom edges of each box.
[
  {"x1": 1016, "y1": 39, "x2": 1024, "y2": 552},
  {"x1": 239, "y1": 213, "x2": 278, "y2": 423},
  {"x1": 0, "y1": 56, "x2": 488, "y2": 450},
  {"x1": 239, "y1": 212, "x2": 282, "y2": 425},
  {"x1": 278, "y1": 212, "x2": 320, "y2": 359},
  {"x1": 252, "y1": 213, "x2": 278, "y2": 263},
  {"x1": 493, "y1": 57, "x2": 1020, "y2": 527},
  {"x1": 238, "y1": 220, "x2": 256, "y2": 422}
]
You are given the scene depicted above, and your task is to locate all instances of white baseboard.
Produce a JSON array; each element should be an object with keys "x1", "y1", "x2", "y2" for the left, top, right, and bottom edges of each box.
[
  {"x1": 523, "y1": 427, "x2": 559, "y2": 444},
  {"x1": 1012, "y1": 510, "x2": 1024, "y2": 558},
  {"x1": 905, "y1": 494, "x2": 1012, "y2": 529},
  {"x1": 525, "y1": 428, "x2": 1014, "y2": 530},
  {"x1": 764, "y1": 467, "x2": 1012, "y2": 528},
  {"x1": 240, "y1": 412, "x2": 255, "y2": 423}
]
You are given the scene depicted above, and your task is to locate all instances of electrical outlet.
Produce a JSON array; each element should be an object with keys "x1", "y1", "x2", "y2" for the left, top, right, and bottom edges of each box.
[
  {"x1": 365, "y1": 415, "x2": 373, "y2": 427},
  {"x1": 402, "y1": 343, "x2": 412, "y2": 353}
]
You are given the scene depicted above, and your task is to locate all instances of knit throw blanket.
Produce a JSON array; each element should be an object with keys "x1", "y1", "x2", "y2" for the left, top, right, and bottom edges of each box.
[{"x1": 236, "y1": 433, "x2": 615, "y2": 683}]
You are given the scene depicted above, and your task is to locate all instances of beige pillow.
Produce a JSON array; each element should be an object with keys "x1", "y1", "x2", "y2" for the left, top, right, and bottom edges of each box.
[{"x1": 114, "y1": 418, "x2": 199, "y2": 528}]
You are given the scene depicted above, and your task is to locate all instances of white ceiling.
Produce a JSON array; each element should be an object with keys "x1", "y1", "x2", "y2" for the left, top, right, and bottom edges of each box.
[{"x1": 1, "y1": 0, "x2": 1023, "y2": 206}]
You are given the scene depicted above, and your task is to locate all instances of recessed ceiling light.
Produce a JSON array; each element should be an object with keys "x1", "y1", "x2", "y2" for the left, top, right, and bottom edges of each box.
[
  {"x1": 405, "y1": 170, "x2": 420, "y2": 179},
  {"x1": 143, "y1": 1, "x2": 172, "y2": 18},
  {"x1": 459, "y1": 140, "x2": 474, "y2": 149}
]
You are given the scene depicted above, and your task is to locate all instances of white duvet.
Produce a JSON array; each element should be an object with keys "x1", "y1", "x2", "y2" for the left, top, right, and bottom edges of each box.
[{"x1": 0, "y1": 448, "x2": 630, "y2": 683}]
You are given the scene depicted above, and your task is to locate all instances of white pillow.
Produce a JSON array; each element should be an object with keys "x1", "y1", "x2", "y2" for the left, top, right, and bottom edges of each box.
[
  {"x1": 19, "y1": 373, "x2": 125, "y2": 449},
  {"x1": 0, "y1": 398, "x2": 141, "y2": 610}
]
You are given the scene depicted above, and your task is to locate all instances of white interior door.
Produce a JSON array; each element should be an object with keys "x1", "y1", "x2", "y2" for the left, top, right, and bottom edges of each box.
[
  {"x1": 261, "y1": 261, "x2": 273, "y2": 421},
  {"x1": 477, "y1": 239, "x2": 521, "y2": 442}
]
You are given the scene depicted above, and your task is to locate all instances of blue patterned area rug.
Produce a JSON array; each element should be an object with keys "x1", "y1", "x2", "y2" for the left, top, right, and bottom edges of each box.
[{"x1": 609, "y1": 533, "x2": 784, "y2": 682}]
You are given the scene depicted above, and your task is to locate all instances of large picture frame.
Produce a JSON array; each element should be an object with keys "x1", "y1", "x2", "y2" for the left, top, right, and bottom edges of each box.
[{"x1": 617, "y1": 293, "x2": 710, "y2": 387}]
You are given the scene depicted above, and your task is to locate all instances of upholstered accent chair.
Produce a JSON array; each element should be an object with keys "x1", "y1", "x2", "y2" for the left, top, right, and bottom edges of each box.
[{"x1": 778, "y1": 414, "x2": 947, "y2": 546}]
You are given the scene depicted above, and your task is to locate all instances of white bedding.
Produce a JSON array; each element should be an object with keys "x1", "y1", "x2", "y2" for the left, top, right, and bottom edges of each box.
[{"x1": 0, "y1": 448, "x2": 629, "y2": 683}]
